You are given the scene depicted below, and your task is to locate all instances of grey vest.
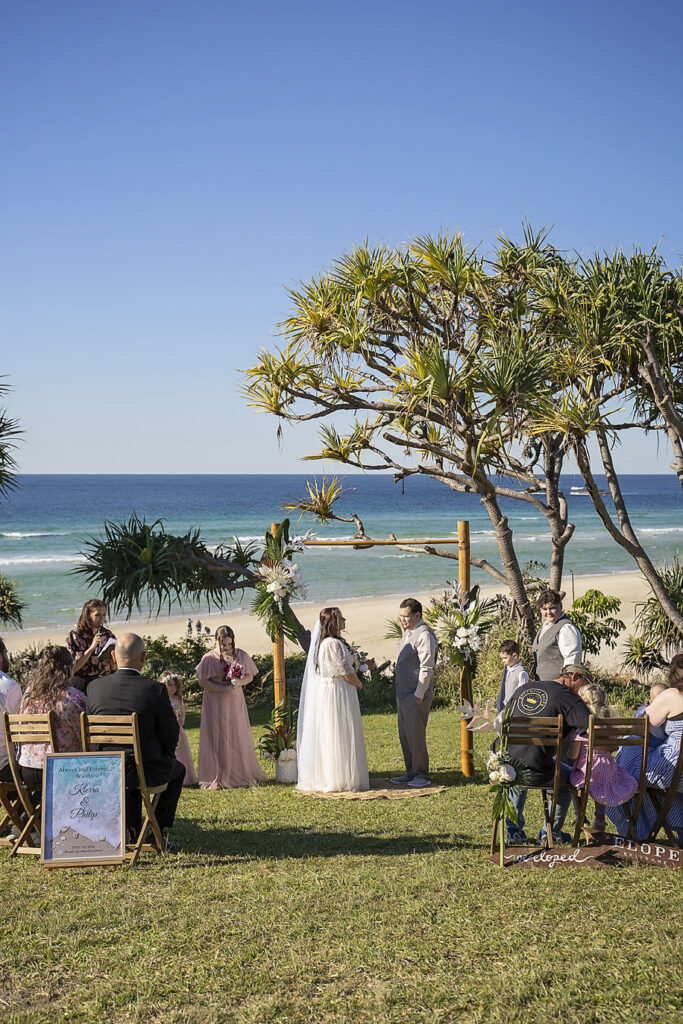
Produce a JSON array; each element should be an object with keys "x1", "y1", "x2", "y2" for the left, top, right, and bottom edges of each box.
[
  {"x1": 532, "y1": 614, "x2": 575, "y2": 681},
  {"x1": 395, "y1": 622, "x2": 437, "y2": 698}
]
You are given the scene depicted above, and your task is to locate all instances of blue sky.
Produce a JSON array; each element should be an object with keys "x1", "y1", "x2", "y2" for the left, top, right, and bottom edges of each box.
[{"x1": 2, "y1": 1, "x2": 681, "y2": 474}]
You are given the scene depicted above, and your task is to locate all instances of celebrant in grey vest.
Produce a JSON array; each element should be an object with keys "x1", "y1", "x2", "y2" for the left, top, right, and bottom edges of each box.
[
  {"x1": 532, "y1": 589, "x2": 582, "y2": 681},
  {"x1": 391, "y1": 598, "x2": 438, "y2": 789}
]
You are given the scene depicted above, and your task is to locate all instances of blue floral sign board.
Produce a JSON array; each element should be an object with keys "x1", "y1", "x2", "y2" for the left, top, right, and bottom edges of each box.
[{"x1": 41, "y1": 752, "x2": 125, "y2": 868}]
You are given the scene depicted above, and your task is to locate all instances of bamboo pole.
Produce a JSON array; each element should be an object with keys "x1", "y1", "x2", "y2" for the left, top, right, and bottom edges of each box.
[
  {"x1": 303, "y1": 538, "x2": 460, "y2": 547},
  {"x1": 271, "y1": 522, "x2": 286, "y2": 712},
  {"x1": 458, "y1": 520, "x2": 474, "y2": 778}
]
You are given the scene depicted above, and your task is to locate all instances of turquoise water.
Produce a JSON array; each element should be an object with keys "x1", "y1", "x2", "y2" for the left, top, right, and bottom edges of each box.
[{"x1": 1, "y1": 474, "x2": 681, "y2": 630}]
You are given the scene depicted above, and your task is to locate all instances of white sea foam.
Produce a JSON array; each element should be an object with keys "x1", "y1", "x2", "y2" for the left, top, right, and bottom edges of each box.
[
  {"x1": 0, "y1": 556, "x2": 83, "y2": 566},
  {"x1": 639, "y1": 527, "x2": 683, "y2": 535},
  {"x1": 1, "y1": 531, "x2": 73, "y2": 538}
]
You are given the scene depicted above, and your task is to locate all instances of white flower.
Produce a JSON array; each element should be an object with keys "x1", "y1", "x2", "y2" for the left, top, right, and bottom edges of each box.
[
  {"x1": 499, "y1": 764, "x2": 516, "y2": 783},
  {"x1": 487, "y1": 753, "x2": 500, "y2": 771},
  {"x1": 278, "y1": 748, "x2": 297, "y2": 762},
  {"x1": 489, "y1": 770, "x2": 501, "y2": 784}
]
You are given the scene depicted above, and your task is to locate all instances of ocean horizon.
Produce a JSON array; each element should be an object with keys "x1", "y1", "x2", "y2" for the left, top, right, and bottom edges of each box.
[{"x1": 1, "y1": 473, "x2": 681, "y2": 630}]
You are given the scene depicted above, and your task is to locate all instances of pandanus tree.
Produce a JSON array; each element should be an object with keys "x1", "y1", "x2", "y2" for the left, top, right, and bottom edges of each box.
[
  {"x1": 0, "y1": 378, "x2": 24, "y2": 626},
  {"x1": 245, "y1": 229, "x2": 587, "y2": 639},
  {"x1": 245, "y1": 230, "x2": 683, "y2": 639},
  {"x1": 528, "y1": 247, "x2": 683, "y2": 635}
]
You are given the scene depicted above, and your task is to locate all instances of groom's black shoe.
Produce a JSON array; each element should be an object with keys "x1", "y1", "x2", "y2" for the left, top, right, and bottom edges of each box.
[{"x1": 390, "y1": 773, "x2": 414, "y2": 785}]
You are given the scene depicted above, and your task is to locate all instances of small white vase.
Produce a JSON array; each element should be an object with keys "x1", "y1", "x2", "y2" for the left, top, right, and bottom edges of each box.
[{"x1": 275, "y1": 753, "x2": 298, "y2": 784}]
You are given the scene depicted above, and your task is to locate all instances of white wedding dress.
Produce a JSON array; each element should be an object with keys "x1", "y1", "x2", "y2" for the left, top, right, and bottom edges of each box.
[{"x1": 297, "y1": 627, "x2": 369, "y2": 793}]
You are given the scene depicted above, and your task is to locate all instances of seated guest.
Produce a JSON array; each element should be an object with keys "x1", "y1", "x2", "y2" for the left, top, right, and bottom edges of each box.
[
  {"x1": 0, "y1": 637, "x2": 22, "y2": 784},
  {"x1": 86, "y1": 633, "x2": 185, "y2": 846},
  {"x1": 66, "y1": 599, "x2": 116, "y2": 694},
  {"x1": 635, "y1": 681, "x2": 668, "y2": 746},
  {"x1": 608, "y1": 653, "x2": 683, "y2": 842},
  {"x1": 18, "y1": 646, "x2": 86, "y2": 788},
  {"x1": 502, "y1": 663, "x2": 591, "y2": 845}
]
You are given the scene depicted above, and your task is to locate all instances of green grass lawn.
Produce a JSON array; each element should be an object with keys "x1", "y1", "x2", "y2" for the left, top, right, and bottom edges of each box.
[{"x1": 1, "y1": 708, "x2": 681, "y2": 1024}]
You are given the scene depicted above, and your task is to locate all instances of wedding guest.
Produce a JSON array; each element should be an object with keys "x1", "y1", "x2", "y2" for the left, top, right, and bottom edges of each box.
[
  {"x1": 502, "y1": 663, "x2": 591, "y2": 845},
  {"x1": 568, "y1": 682, "x2": 637, "y2": 837},
  {"x1": 635, "y1": 681, "x2": 668, "y2": 745},
  {"x1": 160, "y1": 670, "x2": 198, "y2": 786},
  {"x1": 66, "y1": 599, "x2": 116, "y2": 693},
  {"x1": 608, "y1": 653, "x2": 683, "y2": 842},
  {"x1": 532, "y1": 589, "x2": 582, "y2": 681},
  {"x1": 87, "y1": 634, "x2": 185, "y2": 846},
  {"x1": 391, "y1": 598, "x2": 438, "y2": 788},
  {"x1": 195, "y1": 626, "x2": 265, "y2": 789},
  {"x1": 0, "y1": 637, "x2": 21, "y2": 783},
  {"x1": 496, "y1": 640, "x2": 530, "y2": 712},
  {"x1": 18, "y1": 646, "x2": 85, "y2": 788}
]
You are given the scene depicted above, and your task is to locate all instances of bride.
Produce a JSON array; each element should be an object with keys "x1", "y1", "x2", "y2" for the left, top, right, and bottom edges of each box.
[{"x1": 297, "y1": 607, "x2": 370, "y2": 793}]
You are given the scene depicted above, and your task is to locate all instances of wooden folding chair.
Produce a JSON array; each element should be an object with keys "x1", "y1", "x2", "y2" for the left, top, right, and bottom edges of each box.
[
  {"x1": 491, "y1": 715, "x2": 563, "y2": 862},
  {"x1": 80, "y1": 713, "x2": 168, "y2": 866},
  {"x1": 572, "y1": 716, "x2": 649, "y2": 846},
  {"x1": 646, "y1": 736, "x2": 683, "y2": 848},
  {"x1": 0, "y1": 779, "x2": 25, "y2": 847},
  {"x1": 2, "y1": 710, "x2": 58, "y2": 857}
]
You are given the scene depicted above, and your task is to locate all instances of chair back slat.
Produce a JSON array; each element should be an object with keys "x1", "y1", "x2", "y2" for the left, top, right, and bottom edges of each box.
[{"x1": 506, "y1": 715, "x2": 563, "y2": 747}]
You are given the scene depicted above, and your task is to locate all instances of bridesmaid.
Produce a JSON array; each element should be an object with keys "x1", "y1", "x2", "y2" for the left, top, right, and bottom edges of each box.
[{"x1": 195, "y1": 625, "x2": 266, "y2": 789}]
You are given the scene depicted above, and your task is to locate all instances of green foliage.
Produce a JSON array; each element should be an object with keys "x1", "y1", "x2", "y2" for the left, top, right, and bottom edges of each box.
[
  {"x1": 0, "y1": 571, "x2": 24, "y2": 627},
  {"x1": 257, "y1": 698, "x2": 298, "y2": 758},
  {"x1": 140, "y1": 634, "x2": 212, "y2": 703},
  {"x1": 570, "y1": 588, "x2": 625, "y2": 655},
  {"x1": 5, "y1": 642, "x2": 43, "y2": 687},
  {"x1": 74, "y1": 513, "x2": 257, "y2": 617},
  {"x1": 624, "y1": 555, "x2": 683, "y2": 675},
  {"x1": 0, "y1": 377, "x2": 22, "y2": 499}
]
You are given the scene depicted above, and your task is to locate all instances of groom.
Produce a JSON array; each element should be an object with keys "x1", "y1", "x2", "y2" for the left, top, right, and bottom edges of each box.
[{"x1": 391, "y1": 598, "x2": 438, "y2": 788}]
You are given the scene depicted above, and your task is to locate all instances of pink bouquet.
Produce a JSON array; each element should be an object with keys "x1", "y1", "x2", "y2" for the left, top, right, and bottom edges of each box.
[{"x1": 224, "y1": 662, "x2": 244, "y2": 685}]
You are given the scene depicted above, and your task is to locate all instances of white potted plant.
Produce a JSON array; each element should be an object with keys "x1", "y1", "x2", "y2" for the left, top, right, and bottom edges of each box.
[{"x1": 258, "y1": 699, "x2": 298, "y2": 784}]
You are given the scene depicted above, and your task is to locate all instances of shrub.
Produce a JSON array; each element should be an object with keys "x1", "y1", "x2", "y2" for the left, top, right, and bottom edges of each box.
[
  {"x1": 6, "y1": 642, "x2": 44, "y2": 688},
  {"x1": 0, "y1": 572, "x2": 24, "y2": 627}
]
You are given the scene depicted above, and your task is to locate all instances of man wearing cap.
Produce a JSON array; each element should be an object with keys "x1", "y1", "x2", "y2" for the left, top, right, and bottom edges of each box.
[
  {"x1": 532, "y1": 589, "x2": 582, "y2": 681},
  {"x1": 501, "y1": 663, "x2": 591, "y2": 845}
]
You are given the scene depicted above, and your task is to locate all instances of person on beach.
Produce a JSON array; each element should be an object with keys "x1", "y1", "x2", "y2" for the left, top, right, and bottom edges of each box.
[
  {"x1": 160, "y1": 670, "x2": 198, "y2": 786},
  {"x1": 607, "y1": 653, "x2": 683, "y2": 843},
  {"x1": 66, "y1": 599, "x2": 116, "y2": 693},
  {"x1": 195, "y1": 626, "x2": 265, "y2": 789},
  {"x1": 391, "y1": 598, "x2": 438, "y2": 789},
  {"x1": 87, "y1": 634, "x2": 185, "y2": 846},
  {"x1": 18, "y1": 646, "x2": 86, "y2": 789},
  {"x1": 532, "y1": 589, "x2": 582, "y2": 681},
  {"x1": 297, "y1": 607, "x2": 369, "y2": 793},
  {"x1": 496, "y1": 640, "x2": 530, "y2": 712},
  {"x1": 567, "y1": 682, "x2": 638, "y2": 837},
  {"x1": 0, "y1": 637, "x2": 22, "y2": 784}
]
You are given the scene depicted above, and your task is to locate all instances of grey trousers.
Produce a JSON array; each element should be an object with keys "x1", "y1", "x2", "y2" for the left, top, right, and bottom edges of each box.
[{"x1": 397, "y1": 691, "x2": 433, "y2": 778}]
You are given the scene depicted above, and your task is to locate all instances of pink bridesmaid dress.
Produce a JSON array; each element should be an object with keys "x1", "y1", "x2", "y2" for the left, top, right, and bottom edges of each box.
[
  {"x1": 170, "y1": 695, "x2": 198, "y2": 786},
  {"x1": 195, "y1": 648, "x2": 266, "y2": 789}
]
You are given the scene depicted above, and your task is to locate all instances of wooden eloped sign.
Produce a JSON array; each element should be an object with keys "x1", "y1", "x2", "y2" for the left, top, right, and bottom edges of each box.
[
  {"x1": 488, "y1": 835, "x2": 682, "y2": 869},
  {"x1": 41, "y1": 752, "x2": 125, "y2": 868}
]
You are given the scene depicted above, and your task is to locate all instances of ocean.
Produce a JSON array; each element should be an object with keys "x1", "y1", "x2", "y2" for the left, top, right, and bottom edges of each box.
[{"x1": 1, "y1": 474, "x2": 681, "y2": 631}]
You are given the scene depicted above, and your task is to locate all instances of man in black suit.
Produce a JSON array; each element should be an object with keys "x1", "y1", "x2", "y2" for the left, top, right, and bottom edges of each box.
[{"x1": 86, "y1": 633, "x2": 185, "y2": 844}]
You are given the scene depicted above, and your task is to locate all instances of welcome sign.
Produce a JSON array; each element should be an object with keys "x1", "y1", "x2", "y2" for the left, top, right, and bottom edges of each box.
[{"x1": 41, "y1": 752, "x2": 125, "y2": 868}]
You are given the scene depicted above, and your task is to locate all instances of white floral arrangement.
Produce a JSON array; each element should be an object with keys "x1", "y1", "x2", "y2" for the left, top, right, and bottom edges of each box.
[
  {"x1": 278, "y1": 748, "x2": 297, "y2": 762},
  {"x1": 426, "y1": 583, "x2": 496, "y2": 671},
  {"x1": 252, "y1": 520, "x2": 311, "y2": 641}
]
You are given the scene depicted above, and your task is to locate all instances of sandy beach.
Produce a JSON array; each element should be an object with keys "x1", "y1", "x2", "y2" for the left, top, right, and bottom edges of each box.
[{"x1": 2, "y1": 571, "x2": 652, "y2": 670}]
